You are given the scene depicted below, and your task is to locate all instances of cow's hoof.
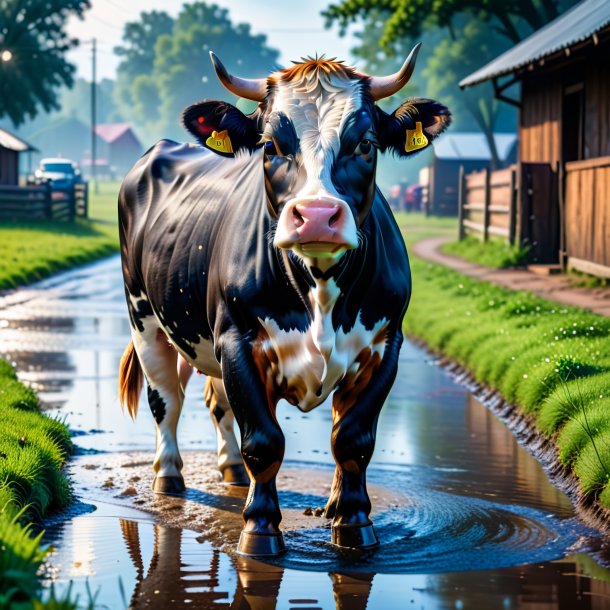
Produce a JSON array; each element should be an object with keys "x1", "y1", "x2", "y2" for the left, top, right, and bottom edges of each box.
[
  {"x1": 152, "y1": 475, "x2": 186, "y2": 495},
  {"x1": 237, "y1": 531, "x2": 286, "y2": 557},
  {"x1": 222, "y1": 464, "x2": 249, "y2": 486},
  {"x1": 331, "y1": 523, "x2": 379, "y2": 550}
]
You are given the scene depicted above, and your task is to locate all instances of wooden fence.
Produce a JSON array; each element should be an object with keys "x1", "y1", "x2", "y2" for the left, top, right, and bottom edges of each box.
[
  {"x1": 0, "y1": 182, "x2": 88, "y2": 221},
  {"x1": 458, "y1": 165, "x2": 517, "y2": 244},
  {"x1": 564, "y1": 156, "x2": 610, "y2": 278}
]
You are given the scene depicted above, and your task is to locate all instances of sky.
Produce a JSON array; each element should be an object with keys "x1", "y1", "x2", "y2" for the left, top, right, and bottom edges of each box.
[{"x1": 66, "y1": 0, "x2": 360, "y2": 82}]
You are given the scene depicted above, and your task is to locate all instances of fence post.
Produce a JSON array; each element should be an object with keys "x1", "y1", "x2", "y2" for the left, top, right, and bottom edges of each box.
[
  {"x1": 44, "y1": 181, "x2": 53, "y2": 220},
  {"x1": 557, "y1": 160, "x2": 566, "y2": 271},
  {"x1": 508, "y1": 165, "x2": 517, "y2": 245},
  {"x1": 69, "y1": 185, "x2": 76, "y2": 221},
  {"x1": 457, "y1": 165, "x2": 465, "y2": 241},
  {"x1": 83, "y1": 182, "x2": 89, "y2": 218},
  {"x1": 483, "y1": 167, "x2": 491, "y2": 242}
]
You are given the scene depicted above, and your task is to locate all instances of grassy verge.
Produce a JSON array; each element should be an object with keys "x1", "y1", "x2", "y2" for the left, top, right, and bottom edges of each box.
[
  {"x1": 0, "y1": 182, "x2": 120, "y2": 291},
  {"x1": 0, "y1": 360, "x2": 76, "y2": 609},
  {"x1": 442, "y1": 235, "x2": 529, "y2": 268},
  {"x1": 403, "y1": 240, "x2": 610, "y2": 508}
]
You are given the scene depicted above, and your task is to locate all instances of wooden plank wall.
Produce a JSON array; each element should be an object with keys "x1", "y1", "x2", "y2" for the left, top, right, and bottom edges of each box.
[
  {"x1": 520, "y1": 74, "x2": 561, "y2": 165},
  {"x1": 565, "y1": 157, "x2": 610, "y2": 271}
]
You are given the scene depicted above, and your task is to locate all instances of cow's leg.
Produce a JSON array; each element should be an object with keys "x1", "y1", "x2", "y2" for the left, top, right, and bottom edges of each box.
[
  {"x1": 203, "y1": 376, "x2": 248, "y2": 485},
  {"x1": 220, "y1": 331, "x2": 285, "y2": 556},
  {"x1": 132, "y1": 325, "x2": 185, "y2": 494},
  {"x1": 325, "y1": 335, "x2": 402, "y2": 549}
]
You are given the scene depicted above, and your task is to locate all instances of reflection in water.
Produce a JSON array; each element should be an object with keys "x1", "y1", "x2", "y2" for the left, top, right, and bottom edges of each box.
[{"x1": 43, "y1": 506, "x2": 610, "y2": 610}]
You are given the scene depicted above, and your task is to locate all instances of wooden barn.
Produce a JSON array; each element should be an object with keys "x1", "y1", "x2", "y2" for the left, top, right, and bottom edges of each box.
[
  {"x1": 460, "y1": 0, "x2": 610, "y2": 276},
  {"x1": 421, "y1": 132, "x2": 517, "y2": 216},
  {"x1": 0, "y1": 127, "x2": 36, "y2": 185}
]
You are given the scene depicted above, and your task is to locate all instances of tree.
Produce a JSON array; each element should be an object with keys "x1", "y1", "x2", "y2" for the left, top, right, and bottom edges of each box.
[
  {"x1": 114, "y1": 10, "x2": 173, "y2": 128},
  {"x1": 0, "y1": 0, "x2": 90, "y2": 125},
  {"x1": 323, "y1": 0, "x2": 575, "y2": 48},
  {"x1": 324, "y1": 0, "x2": 578, "y2": 168},
  {"x1": 114, "y1": 3, "x2": 279, "y2": 144}
]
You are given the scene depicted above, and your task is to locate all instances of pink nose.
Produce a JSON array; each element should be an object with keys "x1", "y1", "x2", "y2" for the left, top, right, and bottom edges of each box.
[{"x1": 292, "y1": 202, "x2": 342, "y2": 242}]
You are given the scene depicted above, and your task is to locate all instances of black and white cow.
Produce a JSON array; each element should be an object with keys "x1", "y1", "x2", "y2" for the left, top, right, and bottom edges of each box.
[{"x1": 118, "y1": 46, "x2": 450, "y2": 556}]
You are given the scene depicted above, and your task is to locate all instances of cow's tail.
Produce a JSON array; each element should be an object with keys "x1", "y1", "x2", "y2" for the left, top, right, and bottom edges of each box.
[{"x1": 119, "y1": 340, "x2": 143, "y2": 420}]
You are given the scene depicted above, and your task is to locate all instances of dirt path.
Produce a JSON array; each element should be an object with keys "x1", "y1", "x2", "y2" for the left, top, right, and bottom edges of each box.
[{"x1": 413, "y1": 236, "x2": 610, "y2": 316}]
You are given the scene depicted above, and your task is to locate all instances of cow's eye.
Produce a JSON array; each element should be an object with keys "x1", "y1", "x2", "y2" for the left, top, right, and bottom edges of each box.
[
  {"x1": 264, "y1": 140, "x2": 278, "y2": 157},
  {"x1": 355, "y1": 139, "x2": 372, "y2": 156}
]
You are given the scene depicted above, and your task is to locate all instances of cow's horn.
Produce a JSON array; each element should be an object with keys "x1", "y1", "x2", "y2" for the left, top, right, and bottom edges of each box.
[
  {"x1": 367, "y1": 43, "x2": 422, "y2": 101},
  {"x1": 209, "y1": 52, "x2": 267, "y2": 102}
]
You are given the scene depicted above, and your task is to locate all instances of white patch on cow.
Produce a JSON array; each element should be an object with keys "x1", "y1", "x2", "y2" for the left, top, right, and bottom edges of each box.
[
  {"x1": 128, "y1": 291, "x2": 148, "y2": 308},
  {"x1": 130, "y1": 312, "x2": 184, "y2": 479},
  {"x1": 190, "y1": 336, "x2": 222, "y2": 377},
  {"x1": 270, "y1": 68, "x2": 363, "y2": 255},
  {"x1": 258, "y1": 278, "x2": 387, "y2": 412},
  {"x1": 271, "y1": 69, "x2": 363, "y2": 200},
  {"x1": 206, "y1": 377, "x2": 242, "y2": 471}
]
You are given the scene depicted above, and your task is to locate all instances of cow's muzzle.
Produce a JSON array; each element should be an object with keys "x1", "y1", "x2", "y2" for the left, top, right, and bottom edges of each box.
[{"x1": 274, "y1": 197, "x2": 358, "y2": 258}]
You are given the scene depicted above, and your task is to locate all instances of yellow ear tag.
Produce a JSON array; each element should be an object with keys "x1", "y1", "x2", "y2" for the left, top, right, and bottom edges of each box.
[
  {"x1": 405, "y1": 121, "x2": 428, "y2": 153},
  {"x1": 206, "y1": 130, "x2": 233, "y2": 154}
]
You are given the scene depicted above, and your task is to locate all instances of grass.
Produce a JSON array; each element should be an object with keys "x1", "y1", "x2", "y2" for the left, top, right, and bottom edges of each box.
[
  {"x1": 400, "y1": 217, "x2": 610, "y2": 509},
  {"x1": 0, "y1": 182, "x2": 120, "y2": 291},
  {"x1": 442, "y1": 235, "x2": 530, "y2": 268},
  {"x1": 394, "y1": 211, "x2": 457, "y2": 246},
  {"x1": 0, "y1": 360, "x2": 75, "y2": 609}
]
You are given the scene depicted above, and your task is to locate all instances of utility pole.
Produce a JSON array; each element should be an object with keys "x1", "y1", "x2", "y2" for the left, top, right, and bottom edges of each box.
[{"x1": 91, "y1": 37, "x2": 98, "y2": 194}]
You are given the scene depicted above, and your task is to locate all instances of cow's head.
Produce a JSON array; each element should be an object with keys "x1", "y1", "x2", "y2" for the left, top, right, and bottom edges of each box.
[{"x1": 182, "y1": 46, "x2": 450, "y2": 261}]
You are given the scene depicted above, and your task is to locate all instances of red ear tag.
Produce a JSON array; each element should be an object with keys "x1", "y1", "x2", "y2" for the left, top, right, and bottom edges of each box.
[{"x1": 197, "y1": 116, "x2": 205, "y2": 124}]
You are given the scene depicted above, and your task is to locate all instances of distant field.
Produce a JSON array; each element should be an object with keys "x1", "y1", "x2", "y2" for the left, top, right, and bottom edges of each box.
[{"x1": 0, "y1": 181, "x2": 120, "y2": 291}]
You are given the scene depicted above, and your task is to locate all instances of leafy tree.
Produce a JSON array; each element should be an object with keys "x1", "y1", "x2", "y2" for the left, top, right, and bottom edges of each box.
[
  {"x1": 114, "y1": 3, "x2": 279, "y2": 144},
  {"x1": 324, "y1": 0, "x2": 578, "y2": 168},
  {"x1": 0, "y1": 0, "x2": 91, "y2": 125},
  {"x1": 324, "y1": 0, "x2": 574, "y2": 48},
  {"x1": 59, "y1": 78, "x2": 121, "y2": 125},
  {"x1": 114, "y1": 10, "x2": 173, "y2": 128}
]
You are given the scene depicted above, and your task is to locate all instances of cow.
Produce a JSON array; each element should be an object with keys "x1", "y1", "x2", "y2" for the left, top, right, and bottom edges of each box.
[{"x1": 118, "y1": 45, "x2": 450, "y2": 557}]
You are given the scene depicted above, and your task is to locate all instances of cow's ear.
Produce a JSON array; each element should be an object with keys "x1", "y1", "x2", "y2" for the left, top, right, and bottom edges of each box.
[
  {"x1": 376, "y1": 98, "x2": 451, "y2": 157},
  {"x1": 181, "y1": 101, "x2": 261, "y2": 157}
]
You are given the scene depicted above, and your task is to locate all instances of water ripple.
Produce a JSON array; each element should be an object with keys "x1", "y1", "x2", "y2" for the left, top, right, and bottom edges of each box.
[{"x1": 272, "y1": 488, "x2": 582, "y2": 574}]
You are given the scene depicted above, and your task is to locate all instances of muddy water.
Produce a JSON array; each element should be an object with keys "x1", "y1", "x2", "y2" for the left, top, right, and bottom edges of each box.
[{"x1": 1, "y1": 255, "x2": 610, "y2": 609}]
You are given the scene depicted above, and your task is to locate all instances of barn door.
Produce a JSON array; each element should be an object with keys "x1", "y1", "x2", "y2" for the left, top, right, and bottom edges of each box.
[{"x1": 519, "y1": 163, "x2": 560, "y2": 264}]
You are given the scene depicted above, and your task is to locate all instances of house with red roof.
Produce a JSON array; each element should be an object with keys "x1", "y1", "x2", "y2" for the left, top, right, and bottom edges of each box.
[{"x1": 89, "y1": 123, "x2": 143, "y2": 177}]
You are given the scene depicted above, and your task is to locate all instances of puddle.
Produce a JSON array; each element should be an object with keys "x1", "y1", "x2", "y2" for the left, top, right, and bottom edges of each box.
[
  {"x1": 1, "y1": 256, "x2": 610, "y2": 608},
  {"x1": 42, "y1": 497, "x2": 609, "y2": 610}
]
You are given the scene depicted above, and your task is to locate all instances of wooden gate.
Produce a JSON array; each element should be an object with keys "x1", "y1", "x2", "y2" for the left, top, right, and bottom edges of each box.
[{"x1": 519, "y1": 162, "x2": 560, "y2": 264}]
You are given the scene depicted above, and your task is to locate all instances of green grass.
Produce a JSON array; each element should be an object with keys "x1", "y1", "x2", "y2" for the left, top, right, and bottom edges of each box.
[
  {"x1": 442, "y1": 235, "x2": 530, "y2": 268},
  {"x1": 0, "y1": 360, "x2": 74, "y2": 609},
  {"x1": 394, "y1": 211, "x2": 458, "y2": 247},
  {"x1": 403, "y1": 252, "x2": 610, "y2": 509},
  {"x1": 0, "y1": 182, "x2": 120, "y2": 291}
]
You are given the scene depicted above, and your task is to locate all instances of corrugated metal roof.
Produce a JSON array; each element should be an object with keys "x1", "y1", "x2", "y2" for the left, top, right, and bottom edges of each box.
[
  {"x1": 434, "y1": 133, "x2": 517, "y2": 161},
  {"x1": 460, "y1": 0, "x2": 610, "y2": 88},
  {"x1": 0, "y1": 127, "x2": 37, "y2": 152}
]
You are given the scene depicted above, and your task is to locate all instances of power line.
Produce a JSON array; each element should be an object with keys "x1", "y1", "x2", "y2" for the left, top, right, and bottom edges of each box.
[
  {"x1": 97, "y1": 0, "x2": 139, "y2": 18},
  {"x1": 89, "y1": 13, "x2": 124, "y2": 32}
]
